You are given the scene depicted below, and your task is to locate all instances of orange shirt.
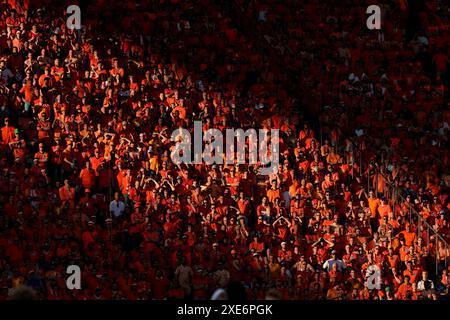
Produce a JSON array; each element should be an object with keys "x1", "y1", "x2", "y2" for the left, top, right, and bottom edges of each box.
[
  {"x1": 37, "y1": 120, "x2": 50, "y2": 140},
  {"x1": 38, "y1": 74, "x2": 51, "y2": 87},
  {"x1": 289, "y1": 183, "x2": 301, "y2": 197},
  {"x1": 327, "y1": 153, "x2": 340, "y2": 165},
  {"x1": 377, "y1": 204, "x2": 391, "y2": 218},
  {"x1": 59, "y1": 186, "x2": 75, "y2": 208},
  {"x1": 237, "y1": 199, "x2": 250, "y2": 215},
  {"x1": 172, "y1": 105, "x2": 186, "y2": 119},
  {"x1": 400, "y1": 231, "x2": 417, "y2": 247},
  {"x1": 403, "y1": 269, "x2": 420, "y2": 284},
  {"x1": 226, "y1": 175, "x2": 240, "y2": 196},
  {"x1": 90, "y1": 156, "x2": 104, "y2": 174},
  {"x1": 121, "y1": 175, "x2": 132, "y2": 195},
  {"x1": 59, "y1": 186, "x2": 75, "y2": 201},
  {"x1": 249, "y1": 241, "x2": 264, "y2": 253},
  {"x1": 396, "y1": 283, "x2": 413, "y2": 300},
  {"x1": 387, "y1": 255, "x2": 399, "y2": 268},
  {"x1": 51, "y1": 66, "x2": 64, "y2": 82},
  {"x1": 34, "y1": 151, "x2": 48, "y2": 168},
  {"x1": 12, "y1": 36, "x2": 23, "y2": 49},
  {"x1": 368, "y1": 198, "x2": 380, "y2": 218},
  {"x1": 20, "y1": 83, "x2": 33, "y2": 102},
  {"x1": 79, "y1": 168, "x2": 96, "y2": 188},
  {"x1": 109, "y1": 67, "x2": 124, "y2": 77},
  {"x1": 12, "y1": 139, "x2": 26, "y2": 160},
  {"x1": 267, "y1": 188, "x2": 281, "y2": 204},
  {"x1": 1, "y1": 126, "x2": 15, "y2": 144},
  {"x1": 374, "y1": 174, "x2": 386, "y2": 193},
  {"x1": 399, "y1": 246, "x2": 410, "y2": 262}
]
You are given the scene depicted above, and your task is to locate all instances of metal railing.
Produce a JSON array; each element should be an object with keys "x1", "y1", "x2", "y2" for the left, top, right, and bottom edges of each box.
[
  {"x1": 224, "y1": 0, "x2": 449, "y2": 278},
  {"x1": 381, "y1": 172, "x2": 449, "y2": 277},
  {"x1": 318, "y1": 119, "x2": 450, "y2": 278}
]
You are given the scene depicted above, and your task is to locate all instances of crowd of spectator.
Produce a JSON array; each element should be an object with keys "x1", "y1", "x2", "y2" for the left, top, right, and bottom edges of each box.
[{"x1": 0, "y1": 0, "x2": 449, "y2": 300}]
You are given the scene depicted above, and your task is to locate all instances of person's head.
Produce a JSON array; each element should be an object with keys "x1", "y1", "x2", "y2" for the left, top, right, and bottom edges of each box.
[
  {"x1": 262, "y1": 196, "x2": 268, "y2": 205},
  {"x1": 417, "y1": 237, "x2": 423, "y2": 246},
  {"x1": 375, "y1": 244, "x2": 381, "y2": 253},
  {"x1": 274, "y1": 197, "x2": 280, "y2": 206},
  {"x1": 9, "y1": 285, "x2": 36, "y2": 300},
  {"x1": 331, "y1": 263, "x2": 338, "y2": 272},
  {"x1": 422, "y1": 271, "x2": 428, "y2": 280},
  {"x1": 331, "y1": 250, "x2": 337, "y2": 259},
  {"x1": 350, "y1": 269, "x2": 356, "y2": 278}
]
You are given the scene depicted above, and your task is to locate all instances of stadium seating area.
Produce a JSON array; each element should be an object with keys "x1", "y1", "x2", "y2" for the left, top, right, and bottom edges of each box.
[{"x1": 0, "y1": 0, "x2": 448, "y2": 300}]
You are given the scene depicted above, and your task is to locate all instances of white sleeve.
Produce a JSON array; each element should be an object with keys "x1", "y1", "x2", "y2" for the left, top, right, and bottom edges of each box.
[{"x1": 417, "y1": 281, "x2": 424, "y2": 291}]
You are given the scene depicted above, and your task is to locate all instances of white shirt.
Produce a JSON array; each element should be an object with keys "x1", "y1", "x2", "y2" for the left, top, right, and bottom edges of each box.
[
  {"x1": 417, "y1": 279, "x2": 434, "y2": 291},
  {"x1": 258, "y1": 10, "x2": 267, "y2": 22},
  {"x1": 109, "y1": 200, "x2": 125, "y2": 218},
  {"x1": 323, "y1": 259, "x2": 346, "y2": 272},
  {"x1": 282, "y1": 190, "x2": 291, "y2": 209}
]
